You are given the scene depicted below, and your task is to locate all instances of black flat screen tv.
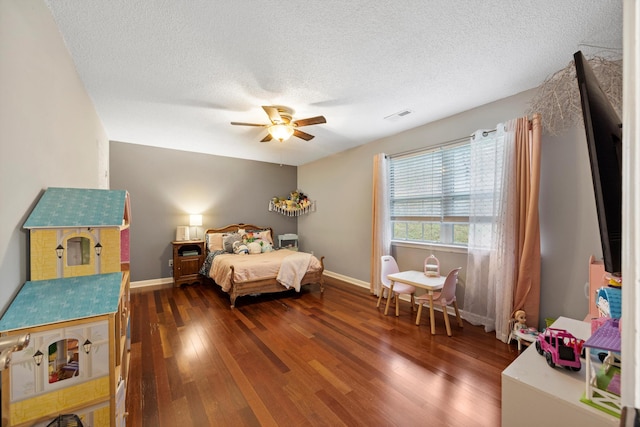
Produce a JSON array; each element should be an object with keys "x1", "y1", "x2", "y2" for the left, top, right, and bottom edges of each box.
[{"x1": 574, "y1": 50, "x2": 622, "y2": 275}]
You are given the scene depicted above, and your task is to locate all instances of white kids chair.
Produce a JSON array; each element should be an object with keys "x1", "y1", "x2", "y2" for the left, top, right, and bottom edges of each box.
[{"x1": 377, "y1": 255, "x2": 416, "y2": 315}]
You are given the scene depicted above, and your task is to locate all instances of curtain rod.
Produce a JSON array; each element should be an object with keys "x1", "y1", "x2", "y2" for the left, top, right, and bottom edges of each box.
[{"x1": 388, "y1": 128, "x2": 497, "y2": 159}]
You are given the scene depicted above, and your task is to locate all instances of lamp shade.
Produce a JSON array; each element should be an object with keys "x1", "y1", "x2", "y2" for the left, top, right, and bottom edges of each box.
[
  {"x1": 268, "y1": 124, "x2": 294, "y2": 142},
  {"x1": 189, "y1": 214, "x2": 202, "y2": 227}
]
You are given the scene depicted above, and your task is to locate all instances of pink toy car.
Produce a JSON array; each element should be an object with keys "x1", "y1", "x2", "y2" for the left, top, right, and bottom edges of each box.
[{"x1": 535, "y1": 327, "x2": 584, "y2": 371}]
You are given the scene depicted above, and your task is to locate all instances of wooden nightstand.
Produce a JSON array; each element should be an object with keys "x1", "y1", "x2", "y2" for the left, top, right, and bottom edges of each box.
[{"x1": 172, "y1": 240, "x2": 205, "y2": 287}]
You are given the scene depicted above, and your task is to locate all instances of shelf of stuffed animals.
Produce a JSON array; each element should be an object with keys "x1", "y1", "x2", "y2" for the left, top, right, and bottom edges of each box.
[
  {"x1": 268, "y1": 191, "x2": 315, "y2": 217},
  {"x1": 269, "y1": 200, "x2": 315, "y2": 217}
]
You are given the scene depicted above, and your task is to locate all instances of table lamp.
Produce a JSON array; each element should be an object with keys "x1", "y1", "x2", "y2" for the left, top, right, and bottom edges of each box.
[{"x1": 190, "y1": 214, "x2": 202, "y2": 240}]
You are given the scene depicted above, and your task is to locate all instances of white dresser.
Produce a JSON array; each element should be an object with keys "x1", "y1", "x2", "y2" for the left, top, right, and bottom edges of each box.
[{"x1": 502, "y1": 316, "x2": 618, "y2": 427}]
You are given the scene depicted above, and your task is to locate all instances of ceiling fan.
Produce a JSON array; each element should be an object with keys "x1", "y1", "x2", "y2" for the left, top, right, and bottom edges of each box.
[{"x1": 231, "y1": 106, "x2": 326, "y2": 142}]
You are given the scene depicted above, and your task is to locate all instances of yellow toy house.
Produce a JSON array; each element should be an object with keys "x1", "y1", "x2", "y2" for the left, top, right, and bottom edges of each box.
[
  {"x1": 25, "y1": 187, "x2": 131, "y2": 280},
  {"x1": 0, "y1": 188, "x2": 131, "y2": 427}
]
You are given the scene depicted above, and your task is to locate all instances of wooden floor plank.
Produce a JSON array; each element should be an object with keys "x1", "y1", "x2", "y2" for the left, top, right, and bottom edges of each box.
[{"x1": 126, "y1": 276, "x2": 519, "y2": 426}]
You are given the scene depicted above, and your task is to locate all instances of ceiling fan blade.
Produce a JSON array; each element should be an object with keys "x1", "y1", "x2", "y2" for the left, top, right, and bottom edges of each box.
[
  {"x1": 292, "y1": 115, "x2": 326, "y2": 127},
  {"x1": 262, "y1": 106, "x2": 283, "y2": 124},
  {"x1": 230, "y1": 122, "x2": 267, "y2": 127},
  {"x1": 260, "y1": 133, "x2": 273, "y2": 143},
  {"x1": 293, "y1": 129, "x2": 315, "y2": 141}
]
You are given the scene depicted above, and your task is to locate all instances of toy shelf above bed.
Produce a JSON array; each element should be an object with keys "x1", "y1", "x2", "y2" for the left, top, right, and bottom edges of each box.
[
  {"x1": 268, "y1": 190, "x2": 315, "y2": 216},
  {"x1": 268, "y1": 200, "x2": 315, "y2": 216}
]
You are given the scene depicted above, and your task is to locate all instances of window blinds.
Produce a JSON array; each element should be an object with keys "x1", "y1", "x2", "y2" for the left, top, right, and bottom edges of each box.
[{"x1": 389, "y1": 142, "x2": 471, "y2": 222}]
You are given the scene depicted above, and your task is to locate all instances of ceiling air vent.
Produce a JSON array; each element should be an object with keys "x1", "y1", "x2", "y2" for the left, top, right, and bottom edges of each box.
[{"x1": 384, "y1": 109, "x2": 413, "y2": 122}]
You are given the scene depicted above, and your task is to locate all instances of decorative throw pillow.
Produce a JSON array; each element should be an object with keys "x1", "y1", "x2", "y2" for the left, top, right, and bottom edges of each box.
[{"x1": 223, "y1": 233, "x2": 242, "y2": 253}]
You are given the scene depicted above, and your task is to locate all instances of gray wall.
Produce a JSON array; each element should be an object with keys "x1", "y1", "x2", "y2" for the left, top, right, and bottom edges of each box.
[
  {"x1": 299, "y1": 89, "x2": 603, "y2": 328},
  {"x1": 109, "y1": 142, "x2": 298, "y2": 282},
  {"x1": 0, "y1": 1, "x2": 108, "y2": 313}
]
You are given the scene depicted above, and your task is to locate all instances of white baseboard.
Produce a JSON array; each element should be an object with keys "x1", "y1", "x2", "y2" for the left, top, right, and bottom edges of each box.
[
  {"x1": 323, "y1": 270, "x2": 370, "y2": 290},
  {"x1": 131, "y1": 272, "x2": 469, "y2": 325},
  {"x1": 131, "y1": 271, "x2": 370, "y2": 291},
  {"x1": 131, "y1": 277, "x2": 173, "y2": 290}
]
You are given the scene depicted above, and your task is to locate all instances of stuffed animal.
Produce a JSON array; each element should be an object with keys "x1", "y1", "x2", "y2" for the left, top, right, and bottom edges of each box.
[
  {"x1": 247, "y1": 241, "x2": 262, "y2": 254},
  {"x1": 261, "y1": 242, "x2": 273, "y2": 253},
  {"x1": 232, "y1": 240, "x2": 249, "y2": 255}
]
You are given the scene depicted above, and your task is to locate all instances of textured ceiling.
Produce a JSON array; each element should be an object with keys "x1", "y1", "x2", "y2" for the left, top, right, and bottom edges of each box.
[{"x1": 44, "y1": 0, "x2": 623, "y2": 166}]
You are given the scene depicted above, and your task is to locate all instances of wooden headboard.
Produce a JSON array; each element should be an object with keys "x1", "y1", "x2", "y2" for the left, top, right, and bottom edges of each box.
[{"x1": 204, "y1": 223, "x2": 274, "y2": 236}]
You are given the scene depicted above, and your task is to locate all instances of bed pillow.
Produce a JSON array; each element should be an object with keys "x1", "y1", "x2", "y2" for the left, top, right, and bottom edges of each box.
[
  {"x1": 252, "y1": 229, "x2": 273, "y2": 245},
  {"x1": 206, "y1": 233, "x2": 225, "y2": 252},
  {"x1": 223, "y1": 233, "x2": 242, "y2": 253}
]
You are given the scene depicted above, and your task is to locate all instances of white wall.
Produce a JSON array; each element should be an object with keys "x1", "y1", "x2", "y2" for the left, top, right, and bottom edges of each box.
[
  {"x1": 0, "y1": 0, "x2": 108, "y2": 312},
  {"x1": 538, "y1": 126, "x2": 603, "y2": 320},
  {"x1": 621, "y1": 0, "x2": 639, "y2": 410},
  {"x1": 299, "y1": 89, "x2": 603, "y2": 328}
]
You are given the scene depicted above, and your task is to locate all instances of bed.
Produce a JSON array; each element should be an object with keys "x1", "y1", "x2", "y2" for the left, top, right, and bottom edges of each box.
[{"x1": 200, "y1": 223, "x2": 325, "y2": 307}]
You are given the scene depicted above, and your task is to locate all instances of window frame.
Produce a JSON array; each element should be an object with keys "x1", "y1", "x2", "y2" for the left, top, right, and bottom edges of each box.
[{"x1": 389, "y1": 141, "x2": 471, "y2": 248}]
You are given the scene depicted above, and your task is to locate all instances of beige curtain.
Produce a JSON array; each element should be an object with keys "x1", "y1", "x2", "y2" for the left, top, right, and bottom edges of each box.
[
  {"x1": 370, "y1": 153, "x2": 390, "y2": 295},
  {"x1": 512, "y1": 114, "x2": 542, "y2": 327}
]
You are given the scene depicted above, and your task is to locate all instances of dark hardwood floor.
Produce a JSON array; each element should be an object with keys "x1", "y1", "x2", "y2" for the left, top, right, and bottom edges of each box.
[{"x1": 126, "y1": 276, "x2": 520, "y2": 426}]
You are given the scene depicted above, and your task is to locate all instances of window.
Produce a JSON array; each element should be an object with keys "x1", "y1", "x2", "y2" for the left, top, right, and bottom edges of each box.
[
  {"x1": 389, "y1": 142, "x2": 470, "y2": 246},
  {"x1": 48, "y1": 338, "x2": 80, "y2": 383},
  {"x1": 67, "y1": 237, "x2": 91, "y2": 266}
]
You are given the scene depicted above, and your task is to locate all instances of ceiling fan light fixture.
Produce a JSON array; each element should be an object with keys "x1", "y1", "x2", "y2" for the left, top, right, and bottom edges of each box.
[
  {"x1": 231, "y1": 106, "x2": 325, "y2": 142},
  {"x1": 268, "y1": 124, "x2": 294, "y2": 142}
]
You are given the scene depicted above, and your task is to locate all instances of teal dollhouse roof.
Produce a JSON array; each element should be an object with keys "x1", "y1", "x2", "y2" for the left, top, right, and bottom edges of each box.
[
  {"x1": 23, "y1": 187, "x2": 129, "y2": 229},
  {"x1": 0, "y1": 273, "x2": 122, "y2": 332}
]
